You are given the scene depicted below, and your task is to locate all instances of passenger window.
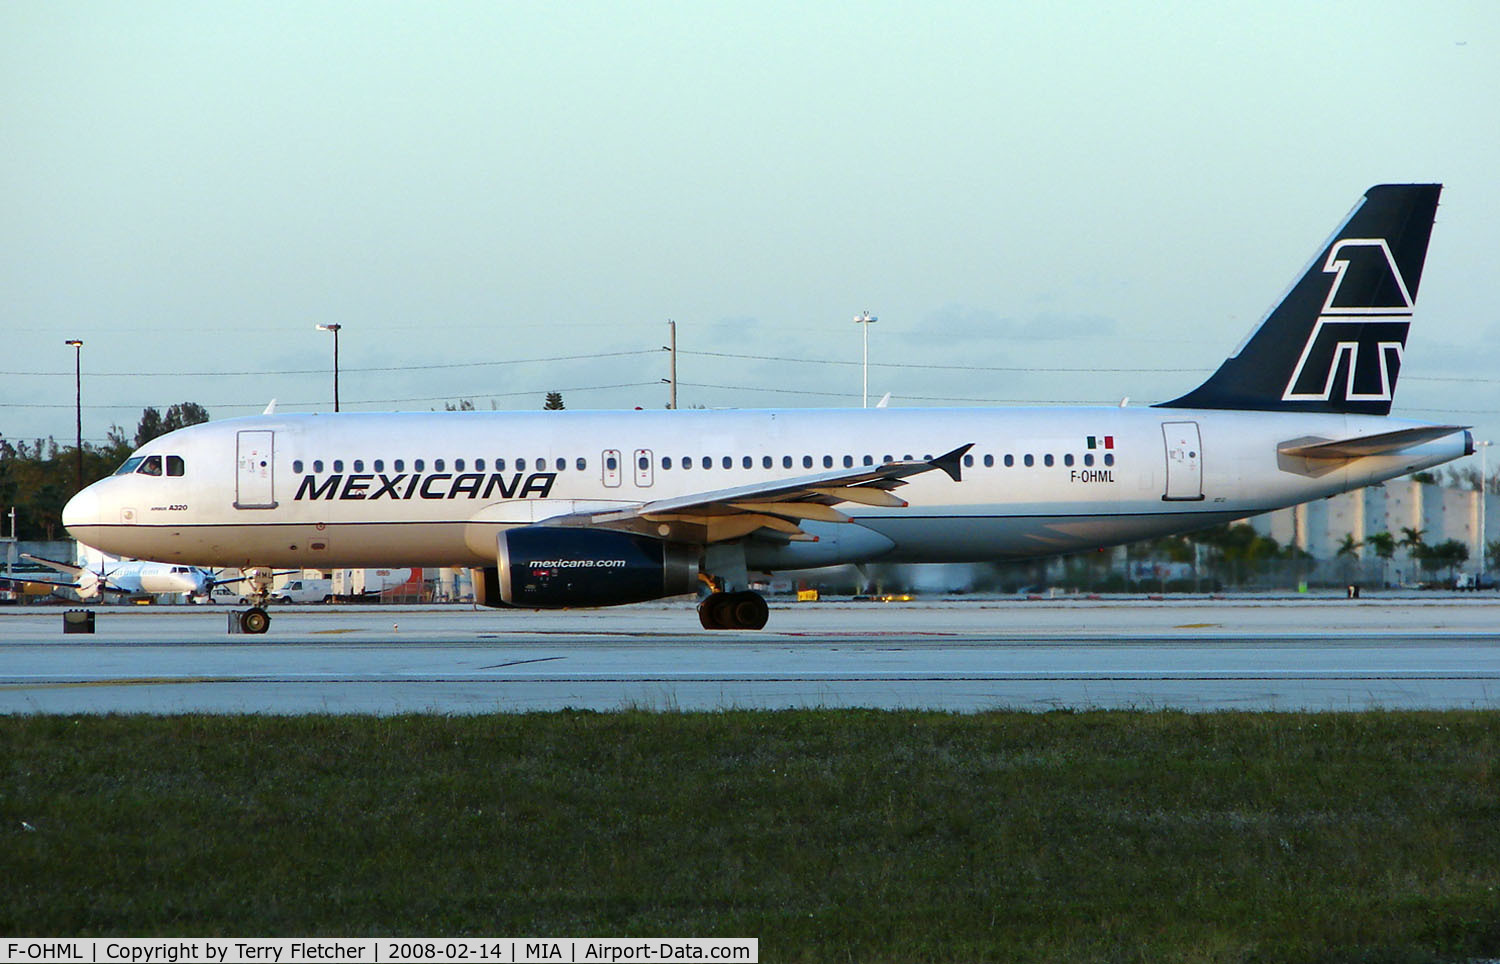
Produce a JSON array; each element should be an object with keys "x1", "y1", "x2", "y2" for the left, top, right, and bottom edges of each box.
[
  {"x1": 682, "y1": 456, "x2": 692, "y2": 470},
  {"x1": 843, "y1": 455, "x2": 853, "y2": 468},
  {"x1": 1064, "y1": 454, "x2": 1074, "y2": 467},
  {"x1": 453, "y1": 459, "x2": 463, "y2": 472},
  {"x1": 1023, "y1": 455, "x2": 1034, "y2": 467},
  {"x1": 1084, "y1": 453, "x2": 1094, "y2": 467},
  {"x1": 823, "y1": 455, "x2": 833, "y2": 469},
  {"x1": 638, "y1": 456, "x2": 649, "y2": 471},
  {"x1": 313, "y1": 460, "x2": 325, "y2": 473},
  {"x1": 414, "y1": 459, "x2": 425, "y2": 472},
  {"x1": 1104, "y1": 453, "x2": 1115, "y2": 466},
  {"x1": 333, "y1": 460, "x2": 344, "y2": 472},
  {"x1": 722, "y1": 456, "x2": 732, "y2": 469},
  {"x1": 1004, "y1": 455, "x2": 1014, "y2": 467},
  {"x1": 293, "y1": 459, "x2": 304, "y2": 474},
  {"x1": 882, "y1": 454, "x2": 893, "y2": 463},
  {"x1": 743, "y1": 456, "x2": 752, "y2": 469},
  {"x1": 166, "y1": 455, "x2": 185, "y2": 477},
  {"x1": 556, "y1": 458, "x2": 566, "y2": 471},
  {"x1": 1044, "y1": 454, "x2": 1054, "y2": 467},
  {"x1": 963, "y1": 454, "x2": 974, "y2": 468},
  {"x1": 375, "y1": 459, "x2": 385, "y2": 472},
  {"x1": 863, "y1": 455, "x2": 873, "y2": 466},
  {"x1": 394, "y1": 459, "x2": 405, "y2": 472},
  {"x1": 435, "y1": 459, "x2": 445, "y2": 472},
  {"x1": 576, "y1": 458, "x2": 586, "y2": 471},
  {"x1": 495, "y1": 458, "x2": 506, "y2": 472},
  {"x1": 802, "y1": 456, "x2": 813, "y2": 469},
  {"x1": 474, "y1": 459, "x2": 484, "y2": 472},
  {"x1": 762, "y1": 456, "x2": 773, "y2": 469},
  {"x1": 782, "y1": 456, "x2": 793, "y2": 469},
  {"x1": 983, "y1": 454, "x2": 994, "y2": 468},
  {"x1": 702, "y1": 456, "x2": 711, "y2": 469},
  {"x1": 354, "y1": 459, "x2": 365, "y2": 472},
  {"x1": 663, "y1": 456, "x2": 673, "y2": 470}
]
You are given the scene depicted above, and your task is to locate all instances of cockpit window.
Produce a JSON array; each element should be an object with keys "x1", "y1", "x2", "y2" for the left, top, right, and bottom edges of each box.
[
  {"x1": 114, "y1": 457, "x2": 144, "y2": 476},
  {"x1": 166, "y1": 455, "x2": 185, "y2": 477},
  {"x1": 137, "y1": 455, "x2": 163, "y2": 476}
]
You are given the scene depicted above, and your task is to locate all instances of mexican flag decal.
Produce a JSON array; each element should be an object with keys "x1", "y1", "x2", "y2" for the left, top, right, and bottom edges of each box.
[{"x1": 1086, "y1": 435, "x2": 1115, "y2": 450}]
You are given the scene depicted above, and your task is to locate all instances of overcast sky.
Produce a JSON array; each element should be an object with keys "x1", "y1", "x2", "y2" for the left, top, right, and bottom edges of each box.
[{"x1": 3, "y1": 1, "x2": 1497, "y2": 463}]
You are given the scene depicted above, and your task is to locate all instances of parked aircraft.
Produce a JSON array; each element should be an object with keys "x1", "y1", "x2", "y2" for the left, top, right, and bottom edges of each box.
[
  {"x1": 61, "y1": 184, "x2": 1469, "y2": 632},
  {"x1": 14, "y1": 552, "x2": 226, "y2": 602}
]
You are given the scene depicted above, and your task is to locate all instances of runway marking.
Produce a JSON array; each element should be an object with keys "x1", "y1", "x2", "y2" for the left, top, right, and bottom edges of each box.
[
  {"x1": 477, "y1": 656, "x2": 568, "y2": 669},
  {"x1": 1174, "y1": 623, "x2": 1221, "y2": 629}
]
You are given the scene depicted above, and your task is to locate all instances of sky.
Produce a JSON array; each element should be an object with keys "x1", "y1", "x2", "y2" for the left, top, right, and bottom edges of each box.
[{"x1": 3, "y1": 1, "x2": 1498, "y2": 470}]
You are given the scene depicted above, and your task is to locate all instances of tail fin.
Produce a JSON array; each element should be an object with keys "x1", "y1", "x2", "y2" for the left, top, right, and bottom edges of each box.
[{"x1": 1156, "y1": 183, "x2": 1441, "y2": 415}]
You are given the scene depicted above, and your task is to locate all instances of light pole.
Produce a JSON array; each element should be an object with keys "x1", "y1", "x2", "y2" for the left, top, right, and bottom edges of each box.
[
  {"x1": 316, "y1": 324, "x2": 342, "y2": 412},
  {"x1": 65, "y1": 339, "x2": 83, "y2": 493},
  {"x1": 853, "y1": 310, "x2": 877, "y2": 408}
]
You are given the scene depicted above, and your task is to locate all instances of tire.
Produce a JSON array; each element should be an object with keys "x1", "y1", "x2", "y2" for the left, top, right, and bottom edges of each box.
[{"x1": 239, "y1": 607, "x2": 271, "y2": 634}]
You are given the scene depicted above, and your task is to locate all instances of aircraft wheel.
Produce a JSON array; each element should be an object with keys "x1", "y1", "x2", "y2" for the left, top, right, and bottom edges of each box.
[
  {"x1": 697, "y1": 593, "x2": 731, "y2": 630},
  {"x1": 728, "y1": 591, "x2": 769, "y2": 630},
  {"x1": 239, "y1": 607, "x2": 271, "y2": 634},
  {"x1": 697, "y1": 591, "x2": 768, "y2": 630}
]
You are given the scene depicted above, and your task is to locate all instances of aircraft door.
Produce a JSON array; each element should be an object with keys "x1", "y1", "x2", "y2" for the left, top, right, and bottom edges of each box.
[
  {"x1": 634, "y1": 448, "x2": 654, "y2": 487},
  {"x1": 1161, "y1": 421, "x2": 1204, "y2": 501},
  {"x1": 235, "y1": 430, "x2": 278, "y2": 509},
  {"x1": 602, "y1": 449, "x2": 622, "y2": 488}
]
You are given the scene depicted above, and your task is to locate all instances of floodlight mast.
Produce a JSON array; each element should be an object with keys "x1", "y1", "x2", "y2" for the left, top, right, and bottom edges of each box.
[{"x1": 854, "y1": 311, "x2": 877, "y2": 408}]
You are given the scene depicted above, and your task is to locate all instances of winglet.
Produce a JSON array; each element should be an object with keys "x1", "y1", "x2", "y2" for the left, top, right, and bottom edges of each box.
[{"x1": 928, "y1": 443, "x2": 973, "y2": 482}]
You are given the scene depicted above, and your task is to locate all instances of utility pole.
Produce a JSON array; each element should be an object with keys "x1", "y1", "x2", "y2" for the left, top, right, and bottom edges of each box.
[
  {"x1": 665, "y1": 319, "x2": 677, "y2": 410},
  {"x1": 65, "y1": 339, "x2": 83, "y2": 493},
  {"x1": 316, "y1": 324, "x2": 342, "y2": 412}
]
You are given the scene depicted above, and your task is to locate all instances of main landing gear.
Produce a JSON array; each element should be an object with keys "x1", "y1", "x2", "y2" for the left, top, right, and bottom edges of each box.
[{"x1": 697, "y1": 590, "x2": 769, "y2": 630}]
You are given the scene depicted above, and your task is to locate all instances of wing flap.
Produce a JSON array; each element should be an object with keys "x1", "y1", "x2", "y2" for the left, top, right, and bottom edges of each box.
[{"x1": 541, "y1": 443, "x2": 972, "y2": 542}]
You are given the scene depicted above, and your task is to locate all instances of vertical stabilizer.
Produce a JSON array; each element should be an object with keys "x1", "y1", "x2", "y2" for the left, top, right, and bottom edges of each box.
[{"x1": 1157, "y1": 183, "x2": 1440, "y2": 415}]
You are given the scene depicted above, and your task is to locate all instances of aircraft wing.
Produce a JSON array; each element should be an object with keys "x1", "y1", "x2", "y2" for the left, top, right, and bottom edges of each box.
[
  {"x1": 540, "y1": 443, "x2": 973, "y2": 543},
  {"x1": 20, "y1": 553, "x2": 86, "y2": 578}
]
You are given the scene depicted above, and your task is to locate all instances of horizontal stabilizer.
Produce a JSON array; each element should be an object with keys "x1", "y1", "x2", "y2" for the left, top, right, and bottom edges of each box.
[{"x1": 1278, "y1": 425, "x2": 1469, "y2": 460}]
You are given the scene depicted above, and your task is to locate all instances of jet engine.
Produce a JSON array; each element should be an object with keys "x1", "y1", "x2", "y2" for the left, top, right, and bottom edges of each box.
[{"x1": 473, "y1": 526, "x2": 698, "y2": 609}]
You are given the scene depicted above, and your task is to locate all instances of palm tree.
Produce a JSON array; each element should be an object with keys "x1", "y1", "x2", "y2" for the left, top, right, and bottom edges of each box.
[
  {"x1": 1366, "y1": 531, "x2": 1396, "y2": 588},
  {"x1": 1336, "y1": 533, "x2": 1362, "y2": 584}
]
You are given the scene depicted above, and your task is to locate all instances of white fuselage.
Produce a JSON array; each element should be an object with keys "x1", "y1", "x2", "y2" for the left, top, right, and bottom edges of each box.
[{"x1": 62, "y1": 407, "x2": 1468, "y2": 574}]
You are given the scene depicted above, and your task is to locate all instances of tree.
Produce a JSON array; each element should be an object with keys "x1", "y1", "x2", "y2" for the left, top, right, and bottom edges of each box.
[
  {"x1": 1366, "y1": 531, "x2": 1396, "y2": 587},
  {"x1": 544, "y1": 392, "x2": 565, "y2": 410},
  {"x1": 1336, "y1": 533, "x2": 1362, "y2": 583},
  {"x1": 135, "y1": 402, "x2": 210, "y2": 446}
]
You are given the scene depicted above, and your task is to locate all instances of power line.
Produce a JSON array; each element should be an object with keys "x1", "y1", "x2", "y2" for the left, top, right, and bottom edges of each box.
[{"x1": 0, "y1": 349, "x2": 660, "y2": 378}]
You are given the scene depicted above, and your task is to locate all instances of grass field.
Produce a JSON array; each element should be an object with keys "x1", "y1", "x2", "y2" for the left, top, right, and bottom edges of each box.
[{"x1": 3, "y1": 710, "x2": 1499, "y2": 962}]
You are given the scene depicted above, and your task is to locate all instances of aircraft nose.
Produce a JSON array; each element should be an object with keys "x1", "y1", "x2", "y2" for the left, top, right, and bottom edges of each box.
[{"x1": 62, "y1": 485, "x2": 100, "y2": 532}]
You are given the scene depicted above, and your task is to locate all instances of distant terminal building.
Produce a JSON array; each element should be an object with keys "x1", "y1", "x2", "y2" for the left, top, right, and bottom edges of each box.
[{"x1": 1249, "y1": 478, "x2": 1496, "y2": 578}]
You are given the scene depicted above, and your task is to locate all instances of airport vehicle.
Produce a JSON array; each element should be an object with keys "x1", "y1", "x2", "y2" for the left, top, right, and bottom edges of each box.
[{"x1": 61, "y1": 184, "x2": 1471, "y2": 632}]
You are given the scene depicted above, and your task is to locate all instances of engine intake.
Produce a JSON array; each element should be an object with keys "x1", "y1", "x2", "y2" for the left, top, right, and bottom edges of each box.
[{"x1": 483, "y1": 526, "x2": 698, "y2": 608}]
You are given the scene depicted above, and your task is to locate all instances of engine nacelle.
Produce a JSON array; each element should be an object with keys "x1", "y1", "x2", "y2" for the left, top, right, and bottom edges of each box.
[{"x1": 481, "y1": 526, "x2": 698, "y2": 609}]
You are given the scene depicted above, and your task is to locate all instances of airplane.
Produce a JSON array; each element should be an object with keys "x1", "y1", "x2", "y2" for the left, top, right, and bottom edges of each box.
[
  {"x1": 8, "y1": 551, "x2": 240, "y2": 602},
  {"x1": 61, "y1": 184, "x2": 1470, "y2": 633}
]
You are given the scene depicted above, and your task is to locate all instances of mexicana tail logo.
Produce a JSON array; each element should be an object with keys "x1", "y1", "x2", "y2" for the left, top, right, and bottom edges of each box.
[{"x1": 1282, "y1": 238, "x2": 1413, "y2": 404}]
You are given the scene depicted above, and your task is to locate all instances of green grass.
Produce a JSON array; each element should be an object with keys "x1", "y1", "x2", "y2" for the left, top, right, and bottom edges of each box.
[{"x1": 3, "y1": 710, "x2": 1500, "y2": 962}]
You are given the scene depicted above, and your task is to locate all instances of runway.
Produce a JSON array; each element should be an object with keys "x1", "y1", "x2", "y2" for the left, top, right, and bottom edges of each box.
[{"x1": 1, "y1": 596, "x2": 1497, "y2": 714}]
